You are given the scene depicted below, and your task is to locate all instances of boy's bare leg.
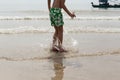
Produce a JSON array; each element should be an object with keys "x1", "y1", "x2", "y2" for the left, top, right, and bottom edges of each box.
[
  {"x1": 51, "y1": 26, "x2": 59, "y2": 51},
  {"x1": 57, "y1": 26, "x2": 63, "y2": 47},
  {"x1": 52, "y1": 26, "x2": 67, "y2": 52},
  {"x1": 53, "y1": 26, "x2": 58, "y2": 46},
  {"x1": 57, "y1": 26, "x2": 67, "y2": 52}
]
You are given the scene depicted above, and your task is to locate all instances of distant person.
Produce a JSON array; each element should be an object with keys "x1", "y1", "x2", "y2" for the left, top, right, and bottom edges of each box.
[{"x1": 48, "y1": 0, "x2": 76, "y2": 52}]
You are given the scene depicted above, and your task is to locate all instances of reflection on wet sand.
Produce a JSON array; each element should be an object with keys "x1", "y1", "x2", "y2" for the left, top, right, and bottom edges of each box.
[{"x1": 51, "y1": 53, "x2": 65, "y2": 80}]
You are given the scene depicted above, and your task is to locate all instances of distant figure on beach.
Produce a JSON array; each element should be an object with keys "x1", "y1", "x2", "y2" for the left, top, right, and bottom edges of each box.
[{"x1": 48, "y1": 0, "x2": 76, "y2": 52}]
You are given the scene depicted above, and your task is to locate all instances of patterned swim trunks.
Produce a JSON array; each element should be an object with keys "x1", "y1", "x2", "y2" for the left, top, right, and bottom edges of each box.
[{"x1": 49, "y1": 8, "x2": 64, "y2": 27}]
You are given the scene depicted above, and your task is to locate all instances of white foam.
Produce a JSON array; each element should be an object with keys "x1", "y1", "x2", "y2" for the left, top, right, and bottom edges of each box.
[
  {"x1": 1, "y1": 26, "x2": 120, "y2": 34},
  {"x1": 0, "y1": 16, "x2": 49, "y2": 20},
  {"x1": 76, "y1": 16, "x2": 120, "y2": 20},
  {"x1": 0, "y1": 16, "x2": 120, "y2": 20},
  {"x1": 66, "y1": 27, "x2": 120, "y2": 33},
  {"x1": 0, "y1": 26, "x2": 53, "y2": 34}
]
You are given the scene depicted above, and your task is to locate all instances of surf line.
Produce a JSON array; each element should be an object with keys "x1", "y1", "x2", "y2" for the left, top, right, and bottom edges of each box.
[{"x1": 0, "y1": 50, "x2": 120, "y2": 61}]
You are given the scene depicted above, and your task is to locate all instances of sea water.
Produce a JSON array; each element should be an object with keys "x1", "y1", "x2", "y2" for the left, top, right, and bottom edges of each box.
[{"x1": 0, "y1": 0, "x2": 120, "y2": 60}]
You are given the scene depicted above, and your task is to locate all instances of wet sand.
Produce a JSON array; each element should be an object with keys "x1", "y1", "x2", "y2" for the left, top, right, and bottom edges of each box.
[
  {"x1": 0, "y1": 33, "x2": 120, "y2": 80},
  {"x1": 0, "y1": 54, "x2": 120, "y2": 80}
]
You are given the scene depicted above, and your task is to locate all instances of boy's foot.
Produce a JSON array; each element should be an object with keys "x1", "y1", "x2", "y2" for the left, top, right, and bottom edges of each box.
[
  {"x1": 51, "y1": 45, "x2": 60, "y2": 52},
  {"x1": 51, "y1": 45, "x2": 68, "y2": 53},
  {"x1": 59, "y1": 47, "x2": 68, "y2": 53}
]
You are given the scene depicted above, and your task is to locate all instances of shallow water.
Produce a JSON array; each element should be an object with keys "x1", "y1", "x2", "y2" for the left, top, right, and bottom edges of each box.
[{"x1": 0, "y1": 33, "x2": 120, "y2": 62}]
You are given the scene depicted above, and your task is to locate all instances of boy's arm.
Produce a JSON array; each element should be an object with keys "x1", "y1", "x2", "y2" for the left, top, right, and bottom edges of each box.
[
  {"x1": 61, "y1": 0, "x2": 75, "y2": 18},
  {"x1": 48, "y1": 0, "x2": 51, "y2": 11}
]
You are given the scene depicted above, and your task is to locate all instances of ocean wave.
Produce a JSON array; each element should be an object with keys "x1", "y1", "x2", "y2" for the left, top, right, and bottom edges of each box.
[
  {"x1": 0, "y1": 49, "x2": 120, "y2": 61},
  {"x1": 0, "y1": 26, "x2": 52, "y2": 34},
  {"x1": 0, "y1": 16, "x2": 49, "y2": 20},
  {"x1": 0, "y1": 16, "x2": 120, "y2": 20},
  {"x1": 66, "y1": 27, "x2": 120, "y2": 33},
  {"x1": 1, "y1": 26, "x2": 120, "y2": 34},
  {"x1": 76, "y1": 16, "x2": 120, "y2": 20}
]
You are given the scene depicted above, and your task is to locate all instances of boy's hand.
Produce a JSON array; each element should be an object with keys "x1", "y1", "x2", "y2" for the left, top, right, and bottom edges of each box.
[{"x1": 70, "y1": 12, "x2": 76, "y2": 19}]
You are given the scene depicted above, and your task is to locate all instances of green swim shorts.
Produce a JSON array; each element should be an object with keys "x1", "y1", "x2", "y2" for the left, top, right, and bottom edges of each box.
[{"x1": 49, "y1": 8, "x2": 64, "y2": 27}]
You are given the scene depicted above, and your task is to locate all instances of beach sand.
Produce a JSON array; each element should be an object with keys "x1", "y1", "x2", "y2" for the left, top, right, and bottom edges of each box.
[
  {"x1": 0, "y1": 33, "x2": 120, "y2": 80},
  {"x1": 1, "y1": 55, "x2": 120, "y2": 80}
]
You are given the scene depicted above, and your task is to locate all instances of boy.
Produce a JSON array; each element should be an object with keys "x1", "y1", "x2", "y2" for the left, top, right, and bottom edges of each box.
[{"x1": 48, "y1": 0, "x2": 76, "y2": 52}]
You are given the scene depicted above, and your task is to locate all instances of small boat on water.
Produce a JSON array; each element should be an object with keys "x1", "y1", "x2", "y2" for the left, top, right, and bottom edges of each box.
[{"x1": 91, "y1": 0, "x2": 120, "y2": 8}]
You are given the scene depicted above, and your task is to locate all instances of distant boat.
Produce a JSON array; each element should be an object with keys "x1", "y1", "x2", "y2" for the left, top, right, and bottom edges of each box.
[{"x1": 91, "y1": 0, "x2": 120, "y2": 8}]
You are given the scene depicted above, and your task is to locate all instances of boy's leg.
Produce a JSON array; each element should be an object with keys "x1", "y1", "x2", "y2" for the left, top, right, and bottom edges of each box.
[
  {"x1": 57, "y1": 26, "x2": 63, "y2": 48},
  {"x1": 57, "y1": 26, "x2": 67, "y2": 52},
  {"x1": 53, "y1": 26, "x2": 58, "y2": 46}
]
